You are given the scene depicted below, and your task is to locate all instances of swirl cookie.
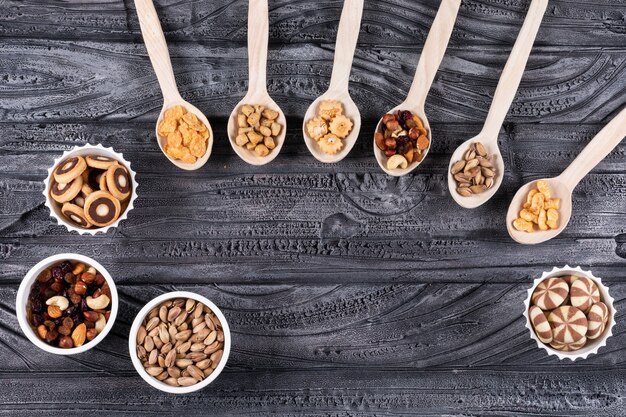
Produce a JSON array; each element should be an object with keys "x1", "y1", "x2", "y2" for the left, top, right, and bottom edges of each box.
[
  {"x1": 53, "y1": 156, "x2": 87, "y2": 184},
  {"x1": 531, "y1": 277, "x2": 568, "y2": 310},
  {"x1": 548, "y1": 306, "x2": 587, "y2": 345},
  {"x1": 105, "y1": 164, "x2": 131, "y2": 201},
  {"x1": 570, "y1": 277, "x2": 600, "y2": 312},
  {"x1": 528, "y1": 305, "x2": 552, "y2": 344},
  {"x1": 86, "y1": 155, "x2": 118, "y2": 170},
  {"x1": 61, "y1": 202, "x2": 92, "y2": 228},
  {"x1": 550, "y1": 337, "x2": 587, "y2": 352},
  {"x1": 50, "y1": 176, "x2": 83, "y2": 203},
  {"x1": 84, "y1": 191, "x2": 121, "y2": 227},
  {"x1": 586, "y1": 302, "x2": 609, "y2": 340}
]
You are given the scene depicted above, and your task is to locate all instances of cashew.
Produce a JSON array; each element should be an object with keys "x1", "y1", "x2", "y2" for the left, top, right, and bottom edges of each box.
[
  {"x1": 386, "y1": 154, "x2": 408, "y2": 170},
  {"x1": 86, "y1": 266, "x2": 97, "y2": 275},
  {"x1": 46, "y1": 295, "x2": 69, "y2": 311},
  {"x1": 86, "y1": 294, "x2": 110, "y2": 310},
  {"x1": 95, "y1": 313, "x2": 106, "y2": 333}
]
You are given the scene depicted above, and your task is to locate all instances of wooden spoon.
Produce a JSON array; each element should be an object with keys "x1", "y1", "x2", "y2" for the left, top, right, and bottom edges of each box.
[
  {"x1": 227, "y1": 0, "x2": 287, "y2": 166},
  {"x1": 302, "y1": 0, "x2": 364, "y2": 163},
  {"x1": 507, "y1": 106, "x2": 626, "y2": 245},
  {"x1": 135, "y1": 0, "x2": 213, "y2": 171},
  {"x1": 373, "y1": 0, "x2": 461, "y2": 176},
  {"x1": 448, "y1": 0, "x2": 548, "y2": 208}
]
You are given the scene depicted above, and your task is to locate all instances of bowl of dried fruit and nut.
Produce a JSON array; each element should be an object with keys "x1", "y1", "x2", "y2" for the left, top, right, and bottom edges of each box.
[
  {"x1": 524, "y1": 265, "x2": 615, "y2": 361},
  {"x1": 16, "y1": 254, "x2": 118, "y2": 355},
  {"x1": 129, "y1": 291, "x2": 231, "y2": 394}
]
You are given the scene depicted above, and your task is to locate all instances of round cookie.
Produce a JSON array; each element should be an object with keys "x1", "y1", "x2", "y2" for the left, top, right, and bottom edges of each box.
[
  {"x1": 105, "y1": 164, "x2": 131, "y2": 201},
  {"x1": 570, "y1": 277, "x2": 600, "y2": 312},
  {"x1": 529, "y1": 305, "x2": 552, "y2": 344},
  {"x1": 53, "y1": 156, "x2": 87, "y2": 184},
  {"x1": 50, "y1": 175, "x2": 83, "y2": 203},
  {"x1": 86, "y1": 155, "x2": 118, "y2": 170},
  {"x1": 84, "y1": 191, "x2": 121, "y2": 227},
  {"x1": 61, "y1": 202, "x2": 92, "y2": 228},
  {"x1": 586, "y1": 302, "x2": 609, "y2": 340},
  {"x1": 548, "y1": 306, "x2": 588, "y2": 345},
  {"x1": 532, "y1": 277, "x2": 568, "y2": 310},
  {"x1": 550, "y1": 336, "x2": 587, "y2": 352}
]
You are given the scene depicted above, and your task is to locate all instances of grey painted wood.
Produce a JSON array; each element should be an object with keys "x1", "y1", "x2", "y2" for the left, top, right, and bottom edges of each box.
[{"x1": 0, "y1": 0, "x2": 625, "y2": 415}]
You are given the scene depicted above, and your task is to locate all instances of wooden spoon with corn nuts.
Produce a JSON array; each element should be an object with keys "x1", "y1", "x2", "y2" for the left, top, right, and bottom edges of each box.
[
  {"x1": 227, "y1": 0, "x2": 287, "y2": 166},
  {"x1": 507, "y1": 106, "x2": 626, "y2": 245}
]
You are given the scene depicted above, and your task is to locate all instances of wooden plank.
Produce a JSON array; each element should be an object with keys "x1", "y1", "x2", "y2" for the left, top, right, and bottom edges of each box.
[
  {"x1": 1, "y1": 283, "x2": 625, "y2": 372},
  {"x1": 0, "y1": 0, "x2": 624, "y2": 47},
  {"x1": 0, "y1": 41, "x2": 625, "y2": 124},
  {"x1": 1, "y1": 282, "x2": 625, "y2": 414}
]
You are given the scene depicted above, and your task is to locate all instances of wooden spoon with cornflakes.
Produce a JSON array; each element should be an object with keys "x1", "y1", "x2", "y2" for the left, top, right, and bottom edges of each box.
[
  {"x1": 507, "y1": 107, "x2": 626, "y2": 245},
  {"x1": 227, "y1": 0, "x2": 287, "y2": 166},
  {"x1": 135, "y1": 0, "x2": 213, "y2": 170}
]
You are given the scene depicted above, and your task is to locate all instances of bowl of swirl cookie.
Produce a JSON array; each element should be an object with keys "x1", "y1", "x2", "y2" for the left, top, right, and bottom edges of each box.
[
  {"x1": 524, "y1": 265, "x2": 616, "y2": 360},
  {"x1": 44, "y1": 144, "x2": 138, "y2": 234}
]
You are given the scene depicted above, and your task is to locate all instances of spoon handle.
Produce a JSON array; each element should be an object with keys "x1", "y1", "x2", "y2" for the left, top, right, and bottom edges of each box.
[
  {"x1": 481, "y1": 0, "x2": 548, "y2": 140},
  {"x1": 135, "y1": 0, "x2": 181, "y2": 104},
  {"x1": 559, "y1": 107, "x2": 626, "y2": 191},
  {"x1": 404, "y1": 0, "x2": 461, "y2": 111},
  {"x1": 247, "y1": 0, "x2": 270, "y2": 95},
  {"x1": 328, "y1": 0, "x2": 364, "y2": 93}
]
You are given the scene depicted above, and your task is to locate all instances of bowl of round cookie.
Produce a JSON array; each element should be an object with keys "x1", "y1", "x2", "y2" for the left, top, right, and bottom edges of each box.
[
  {"x1": 524, "y1": 265, "x2": 616, "y2": 361},
  {"x1": 44, "y1": 143, "x2": 138, "y2": 235}
]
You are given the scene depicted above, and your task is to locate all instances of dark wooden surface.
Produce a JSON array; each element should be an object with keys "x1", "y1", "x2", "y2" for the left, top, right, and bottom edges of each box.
[{"x1": 1, "y1": 0, "x2": 626, "y2": 415}]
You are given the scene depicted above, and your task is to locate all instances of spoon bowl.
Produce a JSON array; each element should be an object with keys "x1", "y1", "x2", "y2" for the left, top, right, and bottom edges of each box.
[
  {"x1": 373, "y1": 105, "x2": 432, "y2": 176},
  {"x1": 447, "y1": 134, "x2": 504, "y2": 208},
  {"x1": 303, "y1": 92, "x2": 361, "y2": 163},
  {"x1": 506, "y1": 177, "x2": 573, "y2": 245},
  {"x1": 372, "y1": 0, "x2": 461, "y2": 176},
  {"x1": 155, "y1": 99, "x2": 213, "y2": 171},
  {"x1": 228, "y1": 92, "x2": 287, "y2": 166}
]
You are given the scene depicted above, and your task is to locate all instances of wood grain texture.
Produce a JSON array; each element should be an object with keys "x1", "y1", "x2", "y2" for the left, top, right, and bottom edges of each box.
[{"x1": 0, "y1": 0, "x2": 625, "y2": 415}]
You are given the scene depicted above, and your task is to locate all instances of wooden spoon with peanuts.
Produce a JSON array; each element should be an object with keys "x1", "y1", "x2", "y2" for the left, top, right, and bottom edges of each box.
[
  {"x1": 373, "y1": 0, "x2": 461, "y2": 176},
  {"x1": 448, "y1": 0, "x2": 548, "y2": 207},
  {"x1": 227, "y1": 0, "x2": 287, "y2": 166},
  {"x1": 302, "y1": 0, "x2": 364, "y2": 163},
  {"x1": 135, "y1": 0, "x2": 213, "y2": 170},
  {"x1": 507, "y1": 106, "x2": 626, "y2": 245}
]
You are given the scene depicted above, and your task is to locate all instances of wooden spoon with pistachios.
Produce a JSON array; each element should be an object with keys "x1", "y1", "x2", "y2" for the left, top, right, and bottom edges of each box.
[
  {"x1": 227, "y1": 0, "x2": 287, "y2": 166},
  {"x1": 447, "y1": 0, "x2": 548, "y2": 207},
  {"x1": 507, "y1": 107, "x2": 626, "y2": 245}
]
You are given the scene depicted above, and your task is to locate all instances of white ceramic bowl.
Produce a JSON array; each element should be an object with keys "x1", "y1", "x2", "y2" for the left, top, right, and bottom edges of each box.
[
  {"x1": 44, "y1": 143, "x2": 138, "y2": 235},
  {"x1": 16, "y1": 253, "x2": 119, "y2": 355},
  {"x1": 523, "y1": 265, "x2": 616, "y2": 361},
  {"x1": 129, "y1": 291, "x2": 231, "y2": 394}
]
